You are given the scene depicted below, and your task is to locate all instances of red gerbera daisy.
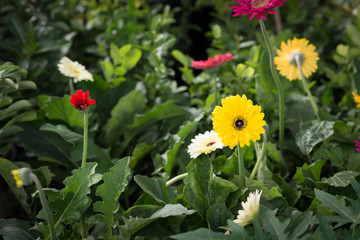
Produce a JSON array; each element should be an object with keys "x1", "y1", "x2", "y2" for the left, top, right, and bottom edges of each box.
[
  {"x1": 355, "y1": 136, "x2": 360, "y2": 152},
  {"x1": 69, "y1": 90, "x2": 96, "y2": 111},
  {"x1": 191, "y1": 52, "x2": 233, "y2": 70},
  {"x1": 229, "y1": 0, "x2": 287, "y2": 21}
]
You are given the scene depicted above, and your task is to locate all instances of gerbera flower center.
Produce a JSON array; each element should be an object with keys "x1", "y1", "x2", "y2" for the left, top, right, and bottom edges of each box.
[
  {"x1": 206, "y1": 142, "x2": 216, "y2": 147},
  {"x1": 288, "y1": 51, "x2": 305, "y2": 67},
  {"x1": 251, "y1": 0, "x2": 269, "y2": 8},
  {"x1": 234, "y1": 118, "x2": 246, "y2": 130},
  {"x1": 77, "y1": 102, "x2": 86, "y2": 110}
]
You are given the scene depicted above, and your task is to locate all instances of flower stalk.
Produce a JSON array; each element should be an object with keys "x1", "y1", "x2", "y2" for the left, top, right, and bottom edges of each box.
[
  {"x1": 295, "y1": 55, "x2": 320, "y2": 120},
  {"x1": 69, "y1": 79, "x2": 75, "y2": 94},
  {"x1": 237, "y1": 144, "x2": 245, "y2": 188},
  {"x1": 31, "y1": 173, "x2": 56, "y2": 240},
  {"x1": 250, "y1": 132, "x2": 267, "y2": 179},
  {"x1": 259, "y1": 19, "x2": 285, "y2": 155},
  {"x1": 166, "y1": 173, "x2": 188, "y2": 186},
  {"x1": 81, "y1": 111, "x2": 88, "y2": 167}
]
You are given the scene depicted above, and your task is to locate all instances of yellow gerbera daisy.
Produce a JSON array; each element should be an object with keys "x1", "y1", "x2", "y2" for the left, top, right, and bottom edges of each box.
[
  {"x1": 353, "y1": 90, "x2": 360, "y2": 108},
  {"x1": 211, "y1": 94, "x2": 266, "y2": 149},
  {"x1": 11, "y1": 169, "x2": 23, "y2": 188},
  {"x1": 274, "y1": 38, "x2": 319, "y2": 81}
]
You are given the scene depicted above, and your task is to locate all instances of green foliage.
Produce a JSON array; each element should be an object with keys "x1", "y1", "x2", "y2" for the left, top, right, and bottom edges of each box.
[
  {"x1": 94, "y1": 157, "x2": 131, "y2": 237},
  {"x1": 0, "y1": 219, "x2": 41, "y2": 240}
]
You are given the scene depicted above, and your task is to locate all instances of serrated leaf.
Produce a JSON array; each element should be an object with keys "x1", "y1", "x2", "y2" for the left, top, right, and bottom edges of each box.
[
  {"x1": 94, "y1": 157, "x2": 131, "y2": 237},
  {"x1": 38, "y1": 95, "x2": 84, "y2": 128},
  {"x1": 0, "y1": 218, "x2": 41, "y2": 240},
  {"x1": 38, "y1": 163, "x2": 101, "y2": 236},
  {"x1": 260, "y1": 206, "x2": 290, "y2": 240},
  {"x1": 295, "y1": 120, "x2": 335, "y2": 155},
  {"x1": 321, "y1": 171, "x2": 359, "y2": 187},
  {"x1": 313, "y1": 216, "x2": 336, "y2": 240},
  {"x1": 0, "y1": 158, "x2": 31, "y2": 214},
  {"x1": 134, "y1": 175, "x2": 177, "y2": 204},
  {"x1": 314, "y1": 188, "x2": 360, "y2": 227},
  {"x1": 287, "y1": 211, "x2": 316, "y2": 240}
]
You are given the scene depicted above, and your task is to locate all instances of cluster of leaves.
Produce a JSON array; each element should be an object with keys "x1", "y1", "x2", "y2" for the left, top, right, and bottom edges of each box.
[{"x1": 0, "y1": 0, "x2": 359, "y2": 239}]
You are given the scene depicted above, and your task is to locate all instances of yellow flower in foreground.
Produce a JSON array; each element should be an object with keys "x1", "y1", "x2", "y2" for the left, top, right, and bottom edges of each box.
[
  {"x1": 274, "y1": 38, "x2": 319, "y2": 81},
  {"x1": 58, "y1": 57, "x2": 94, "y2": 83},
  {"x1": 352, "y1": 90, "x2": 360, "y2": 108},
  {"x1": 11, "y1": 169, "x2": 23, "y2": 188},
  {"x1": 187, "y1": 130, "x2": 223, "y2": 158},
  {"x1": 212, "y1": 95, "x2": 266, "y2": 149},
  {"x1": 234, "y1": 190, "x2": 262, "y2": 227}
]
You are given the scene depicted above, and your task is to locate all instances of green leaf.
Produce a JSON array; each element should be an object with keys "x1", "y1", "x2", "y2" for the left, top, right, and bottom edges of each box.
[
  {"x1": 183, "y1": 155, "x2": 212, "y2": 218},
  {"x1": 38, "y1": 163, "x2": 101, "y2": 236},
  {"x1": 38, "y1": 95, "x2": 84, "y2": 128},
  {"x1": 100, "y1": 61, "x2": 114, "y2": 83},
  {"x1": 295, "y1": 120, "x2": 335, "y2": 155},
  {"x1": 170, "y1": 228, "x2": 227, "y2": 240},
  {"x1": 287, "y1": 211, "x2": 316, "y2": 240},
  {"x1": 40, "y1": 123, "x2": 82, "y2": 145},
  {"x1": 314, "y1": 188, "x2": 360, "y2": 227},
  {"x1": 313, "y1": 216, "x2": 336, "y2": 240},
  {"x1": 293, "y1": 159, "x2": 327, "y2": 185},
  {"x1": 163, "y1": 113, "x2": 204, "y2": 177},
  {"x1": 94, "y1": 157, "x2": 131, "y2": 237},
  {"x1": 0, "y1": 100, "x2": 32, "y2": 121},
  {"x1": 110, "y1": 43, "x2": 121, "y2": 65},
  {"x1": 0, "y1": 218, "x2": 41, "y2": 240},
  {"x1": 0, "y1": 158, "x2": 31, "y2": 214},
  {"x1": 120, "y1": 204, "x2": 194, "y2": 238},
  {"x1": 346, "y1": 24, "x2": 360, "y2": 47},
  {"x1": 16, "y1": 123, "x2": 75, "y2": 167},
  {"x1": 260, "y1": 206, "x2": 290, "y2": 240},
  {"x1": 171, "y1": 49, "x2": 190, "y2": 67},
  {"x1": 206, "y1": 203, "x2": 232, "y2": 231},
  {"x1": 101, "y1": 90, "x2": 146, "y2": 147},
  {"x1": 134, "y1": 175, "x2": 177, "y2": 204},
  {"x1": 321, "y1": 171, "x2": 359, "y2": 187},
  {"x1": 124, "y1": 48, "x2": 142, "y2": 70}
]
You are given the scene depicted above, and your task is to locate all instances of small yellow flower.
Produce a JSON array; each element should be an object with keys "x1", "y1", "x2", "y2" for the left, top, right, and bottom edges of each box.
[
  {"x1": 234, "y1": 190, "x2": 262, "y2": 227},
  {"x1": 212, "y1": 95, "x2": 266, "y2": 149},
  {"x1": 11, "y1": 169, "x2": 23, "y2": 188},
  {"x1": 352, "y1": 90, "x2": 360, "y2": 108},
  {"x1": 58, "y1": 57, "x2": 94, "y2": 83},
  {"x1": 187, "y1": 130, "x2": 223, "y2": 158},
  {"x1": 274, "y1": 38, "x2": 319, "y2": 81}
]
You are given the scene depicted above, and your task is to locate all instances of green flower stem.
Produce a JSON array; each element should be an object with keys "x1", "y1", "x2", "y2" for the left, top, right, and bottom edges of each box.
[
  {"x1": 166, "y1": 173, "x2": 188, "y2": 186},
  {"x1": 69, "y1": 79, "x2": 75, "y2": 94},
  {"x1": 237, "y1": 144, "x2": 245, "y2": 188},
  {"x1": 80, "y1": 214, "x2": 88, "y2": 239},
  {"x1": 214, "y1": 73, "x2": 218, "y2": 107},
  {"x1": 259, "y1": 19, "x2": 285, "y2": 155},
  {"x1": 81, "y1": 111, "x2": 88, "y2": 167},
  {"x1": 295, "y1": 55, "x2": 320, "y2": 120},
  {"x1": 250, "y1": 132, "x2": 267, "y2": 179},
  {"x1": 31, "y1": 173, "x2": 56, "y2": 240}
]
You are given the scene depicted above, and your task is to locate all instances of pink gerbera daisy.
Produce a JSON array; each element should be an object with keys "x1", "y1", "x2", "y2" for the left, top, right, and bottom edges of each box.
[
  {"x1": 191, "y1": 53, "x2": 233, "y2": 70},
  {"x1": 229, "y1": 0, "x2": 287, "y2": 21},
  {"x1": 355, "y1": 136, "x2": 360, "y2": 152}
]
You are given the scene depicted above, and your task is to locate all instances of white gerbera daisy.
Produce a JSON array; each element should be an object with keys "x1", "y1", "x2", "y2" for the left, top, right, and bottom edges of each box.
[
  {"x1": 187, "y1": 130, "x2": 223, "y2": 158},
  {"x1": 234, "y1": 189, "x2": 262, "y2": 227},
  {"x1": 58, "y1": 57, "x2": 94, "y2": 83}
]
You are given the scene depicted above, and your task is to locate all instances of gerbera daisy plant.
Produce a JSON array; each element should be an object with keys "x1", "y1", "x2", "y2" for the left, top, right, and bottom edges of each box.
[
  {"x1": 352, "y1": 90, "x2": 360, "y2": 108},
  {"x1": 69, "y1": 90, "x2": 96, "y2": 167},
  {"x1": 274, "y1": 38, "x2": 320, "y2": 119},
  {"x1": 234, "y1": 190, "x2": 262, "y2": 227},
  {"x1": 212, "y1": 94, "x2": 266, "y2": 187},
  {"x1": 230, "y1": 0, "x2": 287, "y2": 155},
  {"x1": 191, "y1": 52, "x2": 233, "y2": 106},
  {"x1": 187, "y1": 130, "x2": 223, "y2": 159}
]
